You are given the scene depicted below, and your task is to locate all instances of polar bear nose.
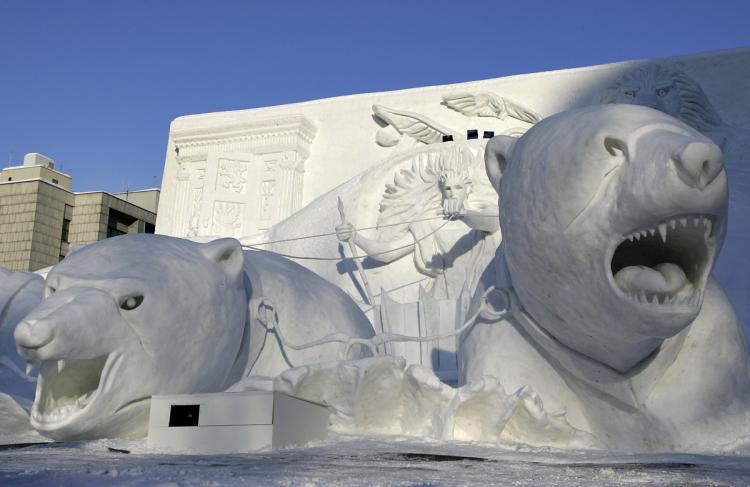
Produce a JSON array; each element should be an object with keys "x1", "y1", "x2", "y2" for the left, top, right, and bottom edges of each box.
[
  {"x1": 672, "y1": 141, "x2": 724, "y2": 190},
  {"x1": 14, "y1": 319, "x2": 54, "y2": 359}
]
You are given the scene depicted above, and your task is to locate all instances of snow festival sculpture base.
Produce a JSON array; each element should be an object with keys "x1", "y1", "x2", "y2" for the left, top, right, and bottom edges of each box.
[{"x1": 147, "y1": 390, "x2": 329, "y2": 454}]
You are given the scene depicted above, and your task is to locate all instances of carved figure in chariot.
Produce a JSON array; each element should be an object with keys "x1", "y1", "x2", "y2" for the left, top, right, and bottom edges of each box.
[{"x1": 335, "y1": 146, "x2": 500, "y2": 382}]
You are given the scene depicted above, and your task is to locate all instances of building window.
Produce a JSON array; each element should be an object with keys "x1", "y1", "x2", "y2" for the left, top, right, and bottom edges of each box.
[
  {"x1": 52, "y1": 178, "x2": 59, "y2": 185},
  {"x1": 107, "y1": 226, "x2": 125, "y2": 238},
  {"x1": 107, "y1": 208, "x2": 137, "y2": 238},
  {"x1": 61, "y1": 218, "x2": 71, "y2": 243}
]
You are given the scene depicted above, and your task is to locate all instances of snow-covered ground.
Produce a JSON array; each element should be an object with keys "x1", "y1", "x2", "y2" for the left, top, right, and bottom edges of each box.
[{"x1": 2, "y1": 435, "x2": 750, "y2": 486}]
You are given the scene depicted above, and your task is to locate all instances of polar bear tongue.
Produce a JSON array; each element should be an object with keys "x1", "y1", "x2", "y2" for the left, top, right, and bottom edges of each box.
[{"x1": 614, "y1": 263, "x2": 688, "y2": 296}]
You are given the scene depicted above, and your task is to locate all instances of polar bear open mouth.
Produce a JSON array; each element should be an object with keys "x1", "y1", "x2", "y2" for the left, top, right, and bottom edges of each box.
[
  {"x1": 30, "y1": 355, "x2": 111, "y2": 426},
  {"x1": 610, "y1": 214, "x2": 717, "y2": 308}
]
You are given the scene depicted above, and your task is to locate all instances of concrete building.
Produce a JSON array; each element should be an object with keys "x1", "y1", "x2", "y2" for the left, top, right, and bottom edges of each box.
[{"x1": 0, "y1": 153, "x2": 159, "y2": 271}]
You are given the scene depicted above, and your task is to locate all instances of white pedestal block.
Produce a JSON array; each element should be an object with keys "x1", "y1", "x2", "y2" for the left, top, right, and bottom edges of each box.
[{"x1": 147, "y1": 391, "x2": 329, "y2": 454}]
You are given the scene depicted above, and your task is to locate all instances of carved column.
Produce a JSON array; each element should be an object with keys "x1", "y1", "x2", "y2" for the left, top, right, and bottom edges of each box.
[
  {"x1": 278, "y1": 150, "x2": 306, "y2": 220},
  {"x1": 173, "y1": 161, "x2": 192, "y2": 237}
]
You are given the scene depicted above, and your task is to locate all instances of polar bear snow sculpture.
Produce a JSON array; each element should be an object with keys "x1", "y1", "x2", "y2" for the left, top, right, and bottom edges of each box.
[
  {"x1": 0, "y1": 268, "x2": 44, "y2": 434},
  {"x1": 460, "y1": 104, "x2": 750, "y2": 451},
  {"x1": 13, "y1": 234, "x2": 375, "y2": 440},
  {"x1": 0, "y1": 268, "x2": 44, "y2": 396}
]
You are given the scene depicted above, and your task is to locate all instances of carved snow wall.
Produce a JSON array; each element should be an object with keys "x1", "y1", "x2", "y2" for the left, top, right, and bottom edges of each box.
[
  {"x1": 161, "y1": 116, "x2": 316, "y2": 238},
  {"x1": 156, "y1": 48, "x2": 750, "y2": 242}
]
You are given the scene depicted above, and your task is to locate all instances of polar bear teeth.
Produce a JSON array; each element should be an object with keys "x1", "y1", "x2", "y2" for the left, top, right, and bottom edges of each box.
[
  {"x1": 623, "y1": 215, "x2": 714, "y2": 244},
  {"x1": 624, "y1": 290, "x2": 702, "y2": 307},
  {"x1": 31, "y1": 355, "x2": 107, "y2": 425},
  {"x1": 611, "y1": 214, "x2": 716, "y2": 308}
]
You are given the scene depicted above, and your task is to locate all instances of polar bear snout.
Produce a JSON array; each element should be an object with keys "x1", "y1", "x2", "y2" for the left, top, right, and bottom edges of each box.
[
  {"x1": 14, "y1": 319, "x2": 55, "y2": 360},
  {"x1": 671, "y1": 140, "x2": 724, "y2": 190},
  {"x1": 14, "y1": 286, "x2": 126, "y2": 362}
]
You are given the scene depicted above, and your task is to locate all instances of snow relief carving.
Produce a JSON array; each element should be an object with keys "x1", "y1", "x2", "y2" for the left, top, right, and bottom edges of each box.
[
  {"x1": 257, "y1": 141, "x2": 499, "y2": 381},
  {"x1": 598, "y1": 64, "x2": 723, "y2": 132},
  {"x1": 335, "y1": 146, "x2": 499, "y2": 301},
  {"x1": 212, "y1": 201, "x2": 243, "y2": 237},
  {"x1": 332, "y1": 145, "x2": 499, "y2": 381},
  {"x1": 167, "y1": 115, "x2": 317, "y2": 238},
  {"x1": 373, "y1": 91, "x2": 539, "y2": 147},
  {"x1": 11, "y1": 234, "x2": 374, "y2": 440},
  {"x1": 373, "y1": 104, "x2": 454, "y2": 146},
  {"x1": 217, "y1": 159, "x2": 249, "y2": 194},
  {"x1": 172, "y1": 157, "x2": 206, "y2": 238},
  {"x1": 442, "y1": 92, "x2": 541, "y2": 123},
  {"x1": 598, "y1": 63, "x2": 750, "y2": 165}
]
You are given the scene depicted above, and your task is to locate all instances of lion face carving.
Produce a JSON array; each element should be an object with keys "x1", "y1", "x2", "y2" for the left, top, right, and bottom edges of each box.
[
  {"x1": 598, "y1": 64, "x2": 723, "y2": 133},
  {"x1": 485, "y1": 104, "x2": 728, "y2": 372}
]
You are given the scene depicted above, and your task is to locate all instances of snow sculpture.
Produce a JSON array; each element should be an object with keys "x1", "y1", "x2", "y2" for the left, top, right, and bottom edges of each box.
[
  {"x1": 598, "y1": 63, "x2": 749, "y2": 165},
  {"x1": 442, "y1": 92, "x2": 541, "y2": 124},
  {"x1": 261, "y1": 142, "x2": 498, "y2": 303},
  {"x1": 0, "y1": 268, "x2": 44, "y2": 385},
  {"x1": 0, "y1": 268, "x2": 44, "y2": 434},
  {"x1": 326, "y1": 144, "x2": 499, "y2": 380},
  {"x1": 460, "y1": 104, "x2": 750, "y2": 450},
  {"x1": 274, "y1": 356, "x2": 598, "y2": 449},
  {"x1": 598, "y1": 63, "x2": 750, "y2": 332},
  {"x1": 373, "y1": 101, "x2": 535, "y2": 148},
  {"x1": 164, "y1": 115, "x2": 318, "y2": 239},
  {"x1": 259, "y1": 142, "x2": 501, "y2": 381},
  {"x1": 335, "y1": 146, "x2": 499, "y2": 301},
  {"x1": 598, "y1": 64, "x2": 722, "y2": 130},
  {"x1": 12, "y1": 234, "x2": 374, "y2": 440}
]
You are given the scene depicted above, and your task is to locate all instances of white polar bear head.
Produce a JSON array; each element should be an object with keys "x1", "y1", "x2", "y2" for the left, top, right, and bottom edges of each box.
[
  {"x1": 485, "y1": 104, "x2": 728, "y2": 372},
  {"x1": 14, "y1": 234, "x2": 248, "y2": 440}
]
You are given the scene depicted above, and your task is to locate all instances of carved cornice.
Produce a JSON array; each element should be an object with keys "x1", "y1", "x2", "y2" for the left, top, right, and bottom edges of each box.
[{"x1": 171, "y1": 115, "x2": 317, "y2": 160}]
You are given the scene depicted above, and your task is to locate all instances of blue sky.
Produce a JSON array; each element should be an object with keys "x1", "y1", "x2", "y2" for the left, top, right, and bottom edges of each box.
[{"x1": 1, "y1": 0, "x2": 749, "y2": 193}]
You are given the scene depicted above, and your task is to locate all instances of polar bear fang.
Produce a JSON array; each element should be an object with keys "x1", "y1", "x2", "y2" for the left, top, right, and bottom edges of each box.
[{"x1": 610, "y1": 214, "x2": 717, "y2": 307}]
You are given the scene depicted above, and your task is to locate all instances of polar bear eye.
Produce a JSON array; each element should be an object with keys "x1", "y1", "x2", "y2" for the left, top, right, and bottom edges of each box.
[
  {"x1": 120, "y1": 295, "x2": 144, "y2": 311},
  {"x1": 45, "y1": 286, "x2": 56, "y2": 298}
]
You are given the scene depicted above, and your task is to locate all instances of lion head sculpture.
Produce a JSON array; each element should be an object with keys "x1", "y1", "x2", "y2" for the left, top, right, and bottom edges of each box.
[{"x1": 598, "y1": 64, "x2": 723, "y2": 133}]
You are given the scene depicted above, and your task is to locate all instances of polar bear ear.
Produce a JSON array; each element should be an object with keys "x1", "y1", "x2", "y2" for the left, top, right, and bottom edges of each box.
[
  {"x1": 484, "y1": 135, "x2": 516, "y2": 194},
  {"x1": 199, "y1": 238, "x2": 244, "y2": 281},
  {"x1": 603, "y1": 135, "x2": 629, "y2": 160}
]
